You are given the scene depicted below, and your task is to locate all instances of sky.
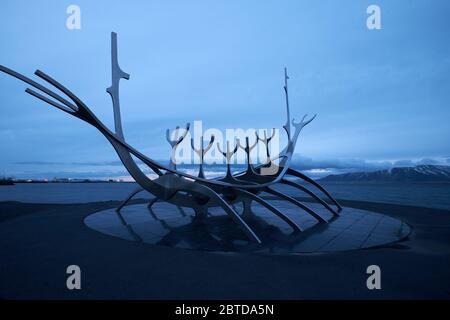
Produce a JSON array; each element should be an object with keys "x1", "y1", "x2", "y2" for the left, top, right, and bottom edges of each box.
[{"x1": 0, "y1": 0, "x2": 449, "y2": 179}]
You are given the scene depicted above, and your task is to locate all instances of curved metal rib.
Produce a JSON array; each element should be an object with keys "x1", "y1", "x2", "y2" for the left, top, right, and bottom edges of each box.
[
  {"x1": 264, "y1": 187, "x2": 328, "y2": 224},
  {"x1": 283, "y1": 67, "x2": 291, "y2": 140},
  {"x1": 286, "y1": 168, "x2": 342, "y2": 212},
  {"x1": 116, "y1": 187, "x2": 145, "y2": 212},
  {"x1": 0, "y1": 65, "x2": 77, "y2": 111},
  {"x1": 234, "y1": 188, "x2": 302, "y2": 232},
  {"x1": 177, "y1": 183, "x2": 262, "y2": 244},
  {"x1": 281, "y1": 179, "x2": 339, "y2": 216}
]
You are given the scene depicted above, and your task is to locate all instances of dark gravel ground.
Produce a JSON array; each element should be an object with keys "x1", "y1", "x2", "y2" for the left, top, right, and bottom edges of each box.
[{"x1": 0, "y1": 198, "x2": 449, "y2": 299}]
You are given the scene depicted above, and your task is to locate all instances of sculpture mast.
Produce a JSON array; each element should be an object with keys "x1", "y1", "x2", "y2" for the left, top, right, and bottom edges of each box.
[
  {"x1": 283, "y1": 67, "x2": 291, "y2": 140},
  {"x1": 106, "y1": 32, "x2": 130, "y2": 140}
]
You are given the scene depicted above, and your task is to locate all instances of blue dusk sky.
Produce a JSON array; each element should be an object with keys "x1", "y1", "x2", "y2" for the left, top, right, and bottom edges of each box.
[{"x1": 0, "y1": 0, "x2": 449, "y2": 179}]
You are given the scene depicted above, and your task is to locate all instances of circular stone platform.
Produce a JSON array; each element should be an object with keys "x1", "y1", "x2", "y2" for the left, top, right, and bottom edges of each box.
[{"x1": 84, "y1": 201, "x2": 411, "y2": 254}]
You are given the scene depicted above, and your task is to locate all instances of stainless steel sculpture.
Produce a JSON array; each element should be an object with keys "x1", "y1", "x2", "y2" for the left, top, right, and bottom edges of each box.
[{"x1": 0, "y1": 32, "x2": 342, "y2": 244}]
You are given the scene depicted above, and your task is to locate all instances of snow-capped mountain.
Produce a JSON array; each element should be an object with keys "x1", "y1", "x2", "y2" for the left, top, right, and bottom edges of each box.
[{"x1": 318, "y1": 165, "x2": 450, "y2": 182}]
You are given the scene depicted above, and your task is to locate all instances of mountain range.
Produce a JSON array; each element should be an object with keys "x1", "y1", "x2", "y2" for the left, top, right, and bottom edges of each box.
[{"x1": 318, "y1": 165, "x2": 450, "y2": 182}]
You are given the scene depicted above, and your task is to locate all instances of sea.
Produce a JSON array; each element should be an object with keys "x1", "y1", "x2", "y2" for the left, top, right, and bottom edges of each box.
[{"x1": 0, "y1": 181, "x2": 449, "y2": 210}]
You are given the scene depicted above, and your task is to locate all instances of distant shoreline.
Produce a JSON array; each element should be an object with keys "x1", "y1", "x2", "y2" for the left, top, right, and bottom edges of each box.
[
  {"x1": 5, "y1": 180, "x2": 134, "y2": 184},
  {"x1": 4, "y1": 164, "x2": 450, "y2": 185},
  {"x1": 2, "y1": 180, "x2": 450, "y2": 185}
]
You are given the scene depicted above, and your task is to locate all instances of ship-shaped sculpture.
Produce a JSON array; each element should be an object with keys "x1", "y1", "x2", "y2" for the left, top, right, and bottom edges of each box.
[{"x1": 0, "y1": 32, "x2": 342, "y2": 244}]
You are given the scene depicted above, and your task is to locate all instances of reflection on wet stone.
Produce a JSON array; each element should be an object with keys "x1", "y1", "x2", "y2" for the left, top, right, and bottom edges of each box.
[{"x1": 85, "y1": 201, "x2": 411, "y2": 254}]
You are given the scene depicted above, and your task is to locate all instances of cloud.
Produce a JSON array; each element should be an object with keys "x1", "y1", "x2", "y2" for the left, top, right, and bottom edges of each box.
[
  {"x1": 393, "y1": 159, "x2": 413, "y2": 167},
  {"x1": 15, "y1": 161, "x2": 64, "y2": 166},
  {"x1": 290, "y1": 156, "x2": 391, "y2": 171},
  {"x1": 416, "y1": 158, "x2": 439, "y2": 165}
]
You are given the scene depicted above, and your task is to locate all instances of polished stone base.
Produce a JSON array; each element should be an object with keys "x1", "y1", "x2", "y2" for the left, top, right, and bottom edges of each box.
[{"x1": 84, "y1": 201, "x2": 411, "y2": 254}]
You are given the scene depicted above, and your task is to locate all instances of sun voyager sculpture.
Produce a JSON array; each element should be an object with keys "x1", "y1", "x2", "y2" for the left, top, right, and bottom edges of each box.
[{"x1": 0, "y1": 32, "x2": 343, "y2": 244}]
